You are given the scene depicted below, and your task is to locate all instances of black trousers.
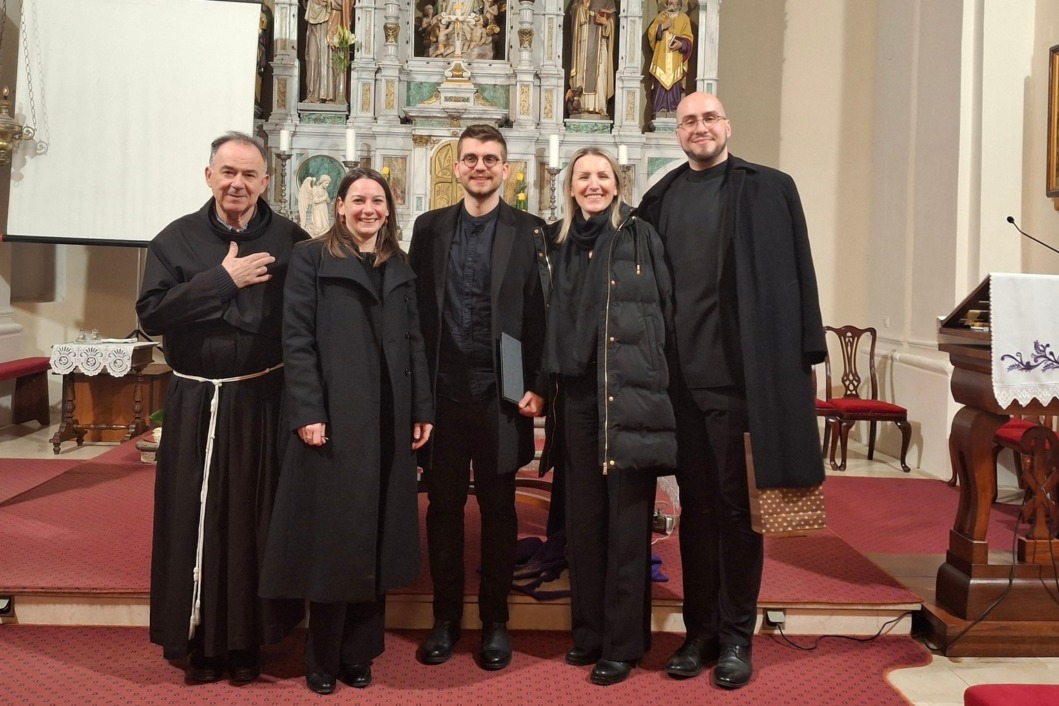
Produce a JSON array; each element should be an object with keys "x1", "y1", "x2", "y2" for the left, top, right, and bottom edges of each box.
[
  {"x1": 425, "y1": 395, "x2": 517, "y2": 624},
  {"x1": 672, "y1": 380, "x2": 763, "y2": 648},
  {"x1": 305, "y1": 597, "x2": 385, "y2": 677},
  {"x1": 562, "y1": 373, "x2": 656, "y2": 662}
]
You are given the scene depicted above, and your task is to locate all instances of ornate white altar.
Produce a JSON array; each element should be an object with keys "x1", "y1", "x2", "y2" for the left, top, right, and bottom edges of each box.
[{"x1": 259, "y1": 0, "x2": 722, "y2": 233}]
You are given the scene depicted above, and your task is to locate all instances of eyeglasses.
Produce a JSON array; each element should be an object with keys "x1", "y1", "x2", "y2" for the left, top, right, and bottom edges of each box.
[
  {"x1": 459, "y1": 153, "x2": 503, "y2": 168},
  {"x1": 678, "y1": 114, "x2": 728, "y2": 131}
]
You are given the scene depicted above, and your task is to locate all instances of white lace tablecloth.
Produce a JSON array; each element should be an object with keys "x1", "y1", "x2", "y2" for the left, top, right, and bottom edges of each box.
[
  {"x1": 991, "y1": 272, "x2": 1059, "y2": 407},
  {"x1": 49, "y1": 340, "x2": 157, "y2": 377}
]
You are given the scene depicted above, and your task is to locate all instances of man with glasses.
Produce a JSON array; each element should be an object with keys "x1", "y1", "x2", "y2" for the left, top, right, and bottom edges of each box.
[
  {"x1": 638, "y1": 93, "x2": 826, "y2": 689},
  {"x1": 408, "y1": 124, "x2": 548, "y2": 671}
]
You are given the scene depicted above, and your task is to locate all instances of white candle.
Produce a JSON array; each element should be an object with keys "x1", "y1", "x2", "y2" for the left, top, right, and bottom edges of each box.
[
  {"x1": 345, "y1": 128, "x2": 356, "y2": 163},
  {"x1": 279, "y1": 128, "x2": 290, "y2": 153},
  {"x1": 548, "y1": 135, "x2": 560, "y2": 169},
  {"x1": 618, "y1": 144, "x2": 628, "y2": 166}
]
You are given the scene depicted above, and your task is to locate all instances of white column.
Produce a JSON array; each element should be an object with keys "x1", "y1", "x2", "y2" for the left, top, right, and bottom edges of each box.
[{"x1": 697, "y1": 0, "x2": 721, "y2": 95}]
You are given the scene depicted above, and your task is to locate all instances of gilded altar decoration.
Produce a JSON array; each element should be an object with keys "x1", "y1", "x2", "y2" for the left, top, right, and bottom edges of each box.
[
  {"x1": 518, "y1": 28, "x2": 533, "y2": 50},
  {"x1": 386, "y1": 80, "x2": 396, "y2": 110},
  {"x1": 384, "y1": 22, "x2": 399, "y2": 44},
  {"x1": 520, "y1": 85, "x2": 530, "y2": 115},
  {"x1": 513, "y1": 171, "x2": 528, "y2": 210},
  {"x1": 361, "y1": 83, "x2": 371, "y2": 112},
  {"x1": 544, "y1": 90, "x2": 554, "y2": 120}
]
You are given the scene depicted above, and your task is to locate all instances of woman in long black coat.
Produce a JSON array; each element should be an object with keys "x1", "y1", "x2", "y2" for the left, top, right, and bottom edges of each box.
[{"x1": 260, "y1": 168, "x2": 433, "y2": 695}]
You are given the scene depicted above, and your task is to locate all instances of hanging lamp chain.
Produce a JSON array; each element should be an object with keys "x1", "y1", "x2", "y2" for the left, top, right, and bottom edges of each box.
[{"x1": 18, "y1": 0, "x2": 47, "y2": 152}]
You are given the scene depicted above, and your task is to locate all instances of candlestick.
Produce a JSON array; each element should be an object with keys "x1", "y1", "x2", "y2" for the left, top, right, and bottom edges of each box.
[
  {"x1": 545, "y1": 165, "x2": 561, "y2": 222},
  {"x1": 617, "y1": 144, "x2": 628, "y2": 166},
  {"x1": 345, "y1": 128, "x2": 356, "y2": 163},
  {"x1": 279, "y1": 128, "x2": 290, "y2": 153},
  {"x1": 275, "y1": 152, "x2": 292, "y2": 219},
  {"x1": 548, "y1": 135, "x2": 560, "y2": 170}
]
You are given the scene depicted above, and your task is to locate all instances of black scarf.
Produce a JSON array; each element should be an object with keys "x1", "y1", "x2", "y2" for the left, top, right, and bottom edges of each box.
[{"x1": 543, "y1": 208, "x2": 615, "y2": 376}]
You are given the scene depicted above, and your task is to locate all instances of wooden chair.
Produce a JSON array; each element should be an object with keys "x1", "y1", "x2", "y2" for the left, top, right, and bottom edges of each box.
[
  {"x1": 813, "y1": 367, "x2": 839, "y2": 457},
  {"x1": 824, "y1": 325, "x2": 911, "y2": 472},
  {"x1": 987, "y1": 414, "x2": 1055, "y2": 497}
]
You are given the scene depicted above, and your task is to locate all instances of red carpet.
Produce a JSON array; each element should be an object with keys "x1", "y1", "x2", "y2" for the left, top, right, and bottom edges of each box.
[
  {"x1": 0, "y1": 441, "x2": 149, "y2": 592},
  {"x1": 0, "y1": 458, "x2": 83, "y2": 503},
  {"x1": 0, "y1": 625, "x2": 929, "y2": 706},
  {"x1": 0, "y1": 441, "x2": 919, "y2": 608},
  {"x1": 824, "y1": 475, "x2": 1022, "y2": 555}
]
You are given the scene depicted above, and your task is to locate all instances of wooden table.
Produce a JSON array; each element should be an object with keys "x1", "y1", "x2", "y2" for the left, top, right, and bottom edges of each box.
[{"x1": 48, "y1": 343, "x2": 158, "y2": 453}]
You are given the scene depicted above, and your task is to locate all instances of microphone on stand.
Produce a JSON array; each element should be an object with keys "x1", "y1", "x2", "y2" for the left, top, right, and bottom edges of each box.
[{"x1": 1006, "y1": 215, "x2": 1059, "y2": 256}]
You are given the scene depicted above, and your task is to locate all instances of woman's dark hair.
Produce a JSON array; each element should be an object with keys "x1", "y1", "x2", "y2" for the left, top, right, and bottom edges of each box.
[{"x1": 322, "y1": 167, "x2": 405, "y2": 266}]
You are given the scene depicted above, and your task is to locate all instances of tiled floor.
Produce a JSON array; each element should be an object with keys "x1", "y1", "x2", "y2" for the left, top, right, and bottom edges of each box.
[{"x1": 3, "y1": 421, "x2": 1057, "y2": 705}]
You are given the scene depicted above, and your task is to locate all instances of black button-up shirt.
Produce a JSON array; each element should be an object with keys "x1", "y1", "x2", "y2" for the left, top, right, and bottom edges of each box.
[{"x1": 436, "y1": 204, "x2": 499, "y2": 401}]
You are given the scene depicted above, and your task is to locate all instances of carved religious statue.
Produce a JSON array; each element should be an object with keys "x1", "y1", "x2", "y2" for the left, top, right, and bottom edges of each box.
[
  {"x1": 647, "y1": 0, "x2": 694, "y2": 117},
  {"x1": 418, "y1": 0, "x2": 501, "y2": 60},
  {"x1": 567, "y1": 0, "x2": 616, "y2": 118},
  {"x1": 297, "y1": 175, "x2": 334, "y2": 236},
  {"x1": 303, "y1": 0, "x2": 355, "y2": 104}
]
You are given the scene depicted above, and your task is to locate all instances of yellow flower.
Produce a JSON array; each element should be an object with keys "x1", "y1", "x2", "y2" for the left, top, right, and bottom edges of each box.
[
  {"x1": 517, "y1": 192, "x2": 527, "y2": 201},
  {"x1": 382, "y1": 166, "x2": 391, "y2": 177},
  {"x1": 516, "y1": 172, "x2": 525, "y2": 182}
]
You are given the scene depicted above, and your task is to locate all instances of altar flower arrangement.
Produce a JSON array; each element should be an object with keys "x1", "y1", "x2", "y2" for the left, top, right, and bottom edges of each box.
[
  {"x1": 332, "y1": 27, "x2": 357, "y2": 72},
  {"x1": 382, "y1": 166, "x2": 391, "y2": 181},
  {"x1": 514, "y1": 171, "x2": 528, "y2": 210}
]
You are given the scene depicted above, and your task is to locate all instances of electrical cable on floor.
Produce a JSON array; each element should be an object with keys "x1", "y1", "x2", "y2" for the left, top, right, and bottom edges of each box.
[
  {"x1": 935, "y1": 486, "x2": 1030, "y2": 653},
  {"x1": 769, "y1": 610, "x2": 915, "y2": 651}
]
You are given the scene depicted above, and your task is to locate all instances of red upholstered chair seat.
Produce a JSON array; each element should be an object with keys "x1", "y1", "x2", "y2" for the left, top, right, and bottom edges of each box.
[
  {"x1": 994, "y1": 418, "x2": 1038, "y2": 446},
  {"x1": 828, "y1": 398, "x2": 907, "y2": 417}
]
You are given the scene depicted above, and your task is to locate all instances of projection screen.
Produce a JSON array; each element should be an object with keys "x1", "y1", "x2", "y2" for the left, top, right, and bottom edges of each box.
[{"x1": 4, "y1": 0, "x2": 261, "y2": 246}]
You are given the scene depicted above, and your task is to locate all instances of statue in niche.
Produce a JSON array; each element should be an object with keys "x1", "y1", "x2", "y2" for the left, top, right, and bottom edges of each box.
[
  {"x1": 255, "y1": 5, "x2": 273, "y2": 118},
  {"x1": 303, "y1": 0, "x2": 355, "y2": 104},
  {"x1": 297, "y1": 175, "x2": 334, "y2": 236},
  {"x1": 647, "y1": 0, "x2": 693, "y2": 117},
  {"x1": 567, "y1": 0, "x2": 616, "y2": 118}
]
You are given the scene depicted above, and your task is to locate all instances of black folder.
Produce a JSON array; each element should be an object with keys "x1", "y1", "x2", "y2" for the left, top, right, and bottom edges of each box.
[{"x1": 499, "y1": 332, "x2": 525, "y2": 405}]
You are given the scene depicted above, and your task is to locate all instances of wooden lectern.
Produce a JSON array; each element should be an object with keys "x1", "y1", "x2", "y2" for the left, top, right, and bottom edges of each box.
[{"x1": 930, "y1": 276, "x2": 1059, "y2": 656}]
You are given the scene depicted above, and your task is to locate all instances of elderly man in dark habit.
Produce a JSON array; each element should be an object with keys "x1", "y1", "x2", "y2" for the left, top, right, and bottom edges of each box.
[{"x1": 137, "y1": 131, "x2": 309, "y2": 684}]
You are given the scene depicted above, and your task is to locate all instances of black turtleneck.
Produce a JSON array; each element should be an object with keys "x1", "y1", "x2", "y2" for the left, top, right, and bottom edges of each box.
[{"x1": 660, "y1": 161, "x2": 743, "y2": 388}]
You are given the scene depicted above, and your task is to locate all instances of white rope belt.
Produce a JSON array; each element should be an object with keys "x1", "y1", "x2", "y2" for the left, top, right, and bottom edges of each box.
[{"x1": 172, "y1": 363, "x2": 283, "y2": 640}]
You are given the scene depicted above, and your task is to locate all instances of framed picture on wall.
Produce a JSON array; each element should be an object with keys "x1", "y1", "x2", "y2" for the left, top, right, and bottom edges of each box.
[{"x1": 1048, "y1": 44, "x2": 1059, "y2": 198}]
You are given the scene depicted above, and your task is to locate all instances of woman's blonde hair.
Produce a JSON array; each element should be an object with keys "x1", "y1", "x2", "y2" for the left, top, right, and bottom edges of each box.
[{"x1": 555, "y1": 147, "x2": 626, "y2": 244}]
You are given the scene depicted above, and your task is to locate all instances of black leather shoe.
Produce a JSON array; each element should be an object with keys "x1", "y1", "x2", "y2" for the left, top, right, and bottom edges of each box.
[
  {"x1": 228, "y1": 648, "x2": 261, "y2": 684},
  {"x1": 479, "y1": 622, "x2": 512, "y2": 671},
  {"x1": 665, "y1": 636, "x2": 718, "y2": 678},
  {"x1": 306, "y1": 671, "x2": 336, "y2": 695},
  {"x1": 565, "y1": 645, "x2": 602, "y2": 666},
  {"x1": 338, "y1": 662, "x2": 372, "y2": 688},
  {"x1": 187, "y1": 651, "x2": 224, "y2": 684},
  {"x1": 417, "y1": 620, "x2": 461, "y2": 665},
  {"x1": 590, "y1": 659, "x2": 635, "y2": 686},
  {"x1": 712, "y1": 644, "x2": 752, "y2": 689}
]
